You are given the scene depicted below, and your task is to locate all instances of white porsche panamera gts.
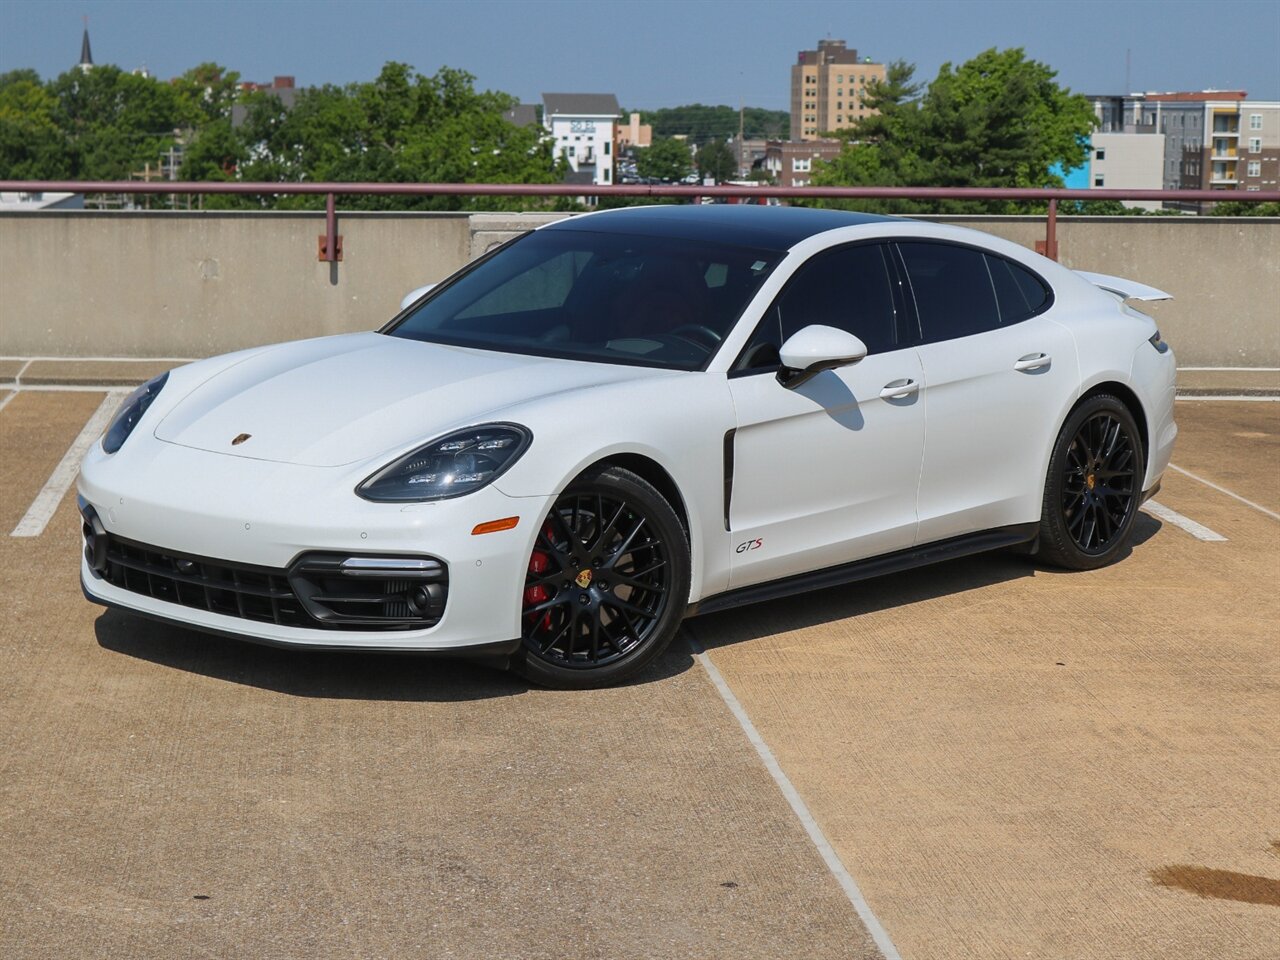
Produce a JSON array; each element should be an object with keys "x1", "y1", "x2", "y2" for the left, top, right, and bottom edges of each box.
[{"x1": 78, "y1": 205, "x2": 1177, "y2": 688}]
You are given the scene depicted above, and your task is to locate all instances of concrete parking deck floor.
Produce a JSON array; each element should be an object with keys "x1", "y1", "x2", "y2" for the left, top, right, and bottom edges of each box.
[{"x1": 1, "y1": 392, "x2": 1276, "y2": 959}]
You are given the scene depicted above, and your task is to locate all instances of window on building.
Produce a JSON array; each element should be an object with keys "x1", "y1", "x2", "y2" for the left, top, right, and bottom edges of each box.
[
  {"x1": 792, "y1": 158, "x2": 811, "y2": 172},
  {"x1": 604, "y1": 142, "x2": 610, "y2": 155},
  {"x1": 1249, "y1": 138, "x2": 1262, "y2": 153},
  {"x1": 1094, "y1": 175, "x2": 1105, "y2": 187},
  {"x1": 1095, "y1": 148, "x2": 1106, "y2": 161},
  {"x1": 1250, "y1": 114, "x2": 1263, "y2": 130},
  {"x1": 1248, "y1": 161, "x2": 1262, "y2": 177},
  {"x1": 603, "y1": 168, "x2": 610, "y2": 182},
  {"x1": 568, "y1": 146, "x2": 575, "y2": 157}
]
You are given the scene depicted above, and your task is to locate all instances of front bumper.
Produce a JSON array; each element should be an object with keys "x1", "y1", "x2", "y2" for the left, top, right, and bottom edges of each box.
[{"x1": 78, "y1": 438, "x2": 551, "y2": 651}]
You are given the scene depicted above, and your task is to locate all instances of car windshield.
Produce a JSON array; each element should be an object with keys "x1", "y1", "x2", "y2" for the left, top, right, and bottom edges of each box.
[{"x1": 386, "y1": 227, "x2": 783, "y2": 371}]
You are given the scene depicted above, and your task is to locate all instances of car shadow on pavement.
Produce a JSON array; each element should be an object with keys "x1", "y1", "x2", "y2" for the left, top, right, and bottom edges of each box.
[
  {"x1": 93, "y1": 608, "x2": 696, "y2": 701},
  {"x1": 687, "y1": 513, "x2": 1162, "y2": 654},
  {"x1": 93, "y1": 515, "x2": 1159, "y2": 698}
]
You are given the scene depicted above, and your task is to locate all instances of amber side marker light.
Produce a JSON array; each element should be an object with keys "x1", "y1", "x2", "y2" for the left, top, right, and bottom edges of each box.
[{"x1": 472, "y1": 516, "x2": 520, "y2": 535}]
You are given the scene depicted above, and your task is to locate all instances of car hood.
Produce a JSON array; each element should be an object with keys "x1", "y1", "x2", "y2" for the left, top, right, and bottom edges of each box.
[{"x1": 154, "y1": 333, "x2": 676, "y2": 467}]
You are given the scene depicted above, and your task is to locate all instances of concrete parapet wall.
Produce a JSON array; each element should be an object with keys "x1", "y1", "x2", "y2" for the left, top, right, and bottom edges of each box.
[{"x1": 1, "y1": 210, "x2": 1276, "y2": 368}]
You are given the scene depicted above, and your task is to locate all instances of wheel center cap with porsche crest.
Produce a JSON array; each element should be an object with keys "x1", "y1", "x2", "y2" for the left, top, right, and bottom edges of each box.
[
  {"x1": 575, "y1": 569, "x2": 593, "y2": 588},
  {"x1": 232, "y1": 433, "x2": 252, "y2": 446}
]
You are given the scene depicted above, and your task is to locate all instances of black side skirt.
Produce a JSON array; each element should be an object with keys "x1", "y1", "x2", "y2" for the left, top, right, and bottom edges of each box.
[{"x1": 688, "y1": 522, "x2": 1039, "y2": 617}]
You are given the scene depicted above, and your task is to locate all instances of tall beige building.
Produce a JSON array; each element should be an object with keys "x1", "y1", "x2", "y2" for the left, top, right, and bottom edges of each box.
[{"x1": 790, "y1": 39, "x2": 886, "y2": 141}]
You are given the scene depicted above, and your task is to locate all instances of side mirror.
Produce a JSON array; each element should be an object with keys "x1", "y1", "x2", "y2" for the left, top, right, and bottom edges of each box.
[
  {"x1": 776, "y1": 325, "x2": 868, "y2": 389},
  {"x1": 399, "y1": 283, "x2": 436, "y2": 311}
]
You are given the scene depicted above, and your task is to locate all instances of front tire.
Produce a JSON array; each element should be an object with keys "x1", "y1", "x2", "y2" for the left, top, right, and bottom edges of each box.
[
  {"x1": 512, "y1": 466, "x2": 690, "y2": 689},
  {"x1": 1037, "y1": 394, "x2": 1145, "y2": 570}
]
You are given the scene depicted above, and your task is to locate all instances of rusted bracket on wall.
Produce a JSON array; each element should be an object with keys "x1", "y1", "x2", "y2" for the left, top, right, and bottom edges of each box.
[
  {"x1": 318, "y1": 191, "x2": 343, "y2": 262},
  {"x1": 1034, "y1": 198, "x2": 1059, "y2": 261}
]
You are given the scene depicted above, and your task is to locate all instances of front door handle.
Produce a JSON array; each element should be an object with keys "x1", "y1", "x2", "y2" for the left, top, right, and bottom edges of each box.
[
  {"x1": 880, "y1": 378, "x2": 919, "y2": 400},
  {"x1": 1014, "y1": 352, "x2": 1052, "y2": 372}
]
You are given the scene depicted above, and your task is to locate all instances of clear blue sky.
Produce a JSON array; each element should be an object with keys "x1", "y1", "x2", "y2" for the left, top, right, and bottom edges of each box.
[{"x1": 2, "y1": 0, "x2": 1277, "y2": 108}]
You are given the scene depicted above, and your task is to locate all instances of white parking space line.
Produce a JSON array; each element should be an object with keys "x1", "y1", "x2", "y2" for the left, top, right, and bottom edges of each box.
[
  {"x1": 1144, "y1": 501, "x2": 1228, "y2": 542},
  {"x1": 1168, "y1": 463, "x2": 1280, "y2": 522},
  {"x1": 0, "y1": 355, "x2": 194, "y2": 362},
  {"x1": 1175, "y1": 396, "x2": 1280, "y2": 402},
  {"x1": 0, "y1": 391, "x2": 17, "y2": 415},
  {"x1": 10, "y1": 392, "x2": 122, "y2": 539},
  {"x1": 686, "y1": 632, "x2": 902, "y2": 960},
  {"x1": 2, "y1": 383, "x2": 147, "y2": 393}
]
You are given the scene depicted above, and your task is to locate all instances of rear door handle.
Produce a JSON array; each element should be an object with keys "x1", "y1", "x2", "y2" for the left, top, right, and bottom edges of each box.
[
  {"x1": 880, "y1": 378, "x2": 919, "y2": 400},
  {"x1": 1014, "y1": 352, "x2": 1052, "y2": 372}
]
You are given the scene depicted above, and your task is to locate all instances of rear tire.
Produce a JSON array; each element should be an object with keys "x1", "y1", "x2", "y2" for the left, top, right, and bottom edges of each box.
[
  {"x1": 1037, "y1": 394, "x2": 1145, "y2": 570},
  {"x1": 511, "y1": 466, "x2": 690, "y2": 690}
]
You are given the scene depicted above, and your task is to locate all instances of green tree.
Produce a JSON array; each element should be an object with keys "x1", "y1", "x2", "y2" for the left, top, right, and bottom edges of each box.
[
  {"x1": 811, "y1": 48, "x2": 1096, "y2": 214},
  {"x1": 1209, "y1": 199, "x2": 1280, "y2": 216},
  {"x1": 696, "y1": 140, "x2": 736, "y2": 182},
  {"x1": 171, "y1": 63, "x2": 242, "y2": 127},
  {"x1": 0, "y1": 72, "x2": 70, "y2": 178},
  {"x1": 919, "y1": 48, "x2": 1093, "y2": 194},
  {"x1": 635, "y1": 136, "x2": 692, "y2": 182},
  {"x1": 226, "y1": 63, "x2": 558, "y2": 211},
  {"x1": 48, "y1": 65, "x2": 185, "y2": 179}
]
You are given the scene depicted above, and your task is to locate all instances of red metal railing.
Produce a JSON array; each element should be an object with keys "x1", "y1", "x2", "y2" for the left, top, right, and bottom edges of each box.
[{"x1": 3, "y1": 180, "x2": 1277, "y2": 264}]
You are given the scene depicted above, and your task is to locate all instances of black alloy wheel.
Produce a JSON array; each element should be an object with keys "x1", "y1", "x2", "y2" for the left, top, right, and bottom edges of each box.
[
  {"x1": 1037, "y1": 394, "x2": 1145, "y2": 570},
  {"x1": 514, "y1": 466, "x2": 689, "y2": 689}
]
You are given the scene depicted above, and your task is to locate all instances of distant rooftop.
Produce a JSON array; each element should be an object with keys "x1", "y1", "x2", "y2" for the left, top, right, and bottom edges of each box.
[
  {"x1": 503, "y1": 104, "x2": 538, "y2": 128},
  {"x1": 796, "y1": 39, "x2": 877, "y2": 66},
  {"x1": 1144, "y1": 90, "x2": 1247, "y2": 102},
  {"x1": 542, "y1": 93, "x2": 620, "y2": 118}
]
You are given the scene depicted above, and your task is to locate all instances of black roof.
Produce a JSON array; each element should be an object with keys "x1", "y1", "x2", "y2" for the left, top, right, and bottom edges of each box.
[{"x1": 544, "y1": 204, "x2": 898, "y2": 250}]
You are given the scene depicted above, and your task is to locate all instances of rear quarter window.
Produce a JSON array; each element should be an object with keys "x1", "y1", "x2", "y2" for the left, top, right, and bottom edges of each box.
[{"x1": 985, "y1": 254, "x2": 1052, "y2": 324}]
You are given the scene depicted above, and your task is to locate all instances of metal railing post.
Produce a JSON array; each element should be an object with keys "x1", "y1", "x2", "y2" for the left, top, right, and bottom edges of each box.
[
  {"x1": 1045, "y1": 198, "x2": 1059, "y2": 262},
  {"x1": 319, "y1": 192, "x2": 341, "y2": 262}
]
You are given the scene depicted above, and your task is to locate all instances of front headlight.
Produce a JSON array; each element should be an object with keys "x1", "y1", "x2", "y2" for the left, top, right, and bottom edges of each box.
[
  {"x1": 102, "y1": 372, "x2": 169, "y2": 454},
  {"x1": 357, "y1": 423, "x2": 532, "y2": 502}
]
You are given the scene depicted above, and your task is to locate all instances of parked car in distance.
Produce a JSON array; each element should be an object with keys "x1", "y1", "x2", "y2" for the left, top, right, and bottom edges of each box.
[{"x1": 79, "y1": 206, "x2": 1176, "y2": 688}]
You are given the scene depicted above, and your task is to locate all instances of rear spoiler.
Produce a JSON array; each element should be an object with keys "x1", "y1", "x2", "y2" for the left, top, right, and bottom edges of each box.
[{"x1": 1075, "y1": 271, "x2": 1173, "y2": 302}]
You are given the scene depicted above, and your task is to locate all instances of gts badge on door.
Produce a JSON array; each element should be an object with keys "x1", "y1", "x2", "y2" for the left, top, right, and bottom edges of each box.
[{"x1": 736, "y1": 538, "x2": 764, "y2": 554}]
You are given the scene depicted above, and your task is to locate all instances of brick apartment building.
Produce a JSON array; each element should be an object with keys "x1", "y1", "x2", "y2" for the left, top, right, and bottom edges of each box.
[{"x1": 790, "y1": 39, "x2": 886, "y2": 141}]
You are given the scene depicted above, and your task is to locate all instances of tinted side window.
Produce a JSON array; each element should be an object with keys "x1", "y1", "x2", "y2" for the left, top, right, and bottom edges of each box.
[
  {"x1": 898, "y1": 242, "x2": 1000, "y2": 343},
  {"x1": 734, "y1": 244, "x2": 899, "y2": 372},
  {"x1": 985, "y1": 254, "x2": 1051, "y2": 324}
]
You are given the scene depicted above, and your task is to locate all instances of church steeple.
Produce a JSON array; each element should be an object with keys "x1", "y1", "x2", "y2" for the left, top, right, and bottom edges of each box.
[{"x1": 78, "y1": 16, "x2": 93, "y2": 72}]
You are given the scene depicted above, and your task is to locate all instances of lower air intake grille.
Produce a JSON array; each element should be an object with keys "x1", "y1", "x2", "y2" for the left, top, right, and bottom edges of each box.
[{"x1": 96, "y1": 535, "x2": 447, "y2": 631}]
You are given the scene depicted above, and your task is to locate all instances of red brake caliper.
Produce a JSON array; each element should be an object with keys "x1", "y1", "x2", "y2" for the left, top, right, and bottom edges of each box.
[{"x1": 523, "y1": 523, "x2": 555, "y2": 632}]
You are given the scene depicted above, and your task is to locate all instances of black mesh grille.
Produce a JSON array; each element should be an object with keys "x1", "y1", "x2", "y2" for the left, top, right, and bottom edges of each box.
[{"x1": 97, "y1": 535, "x2": 447, "y2": 631}]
